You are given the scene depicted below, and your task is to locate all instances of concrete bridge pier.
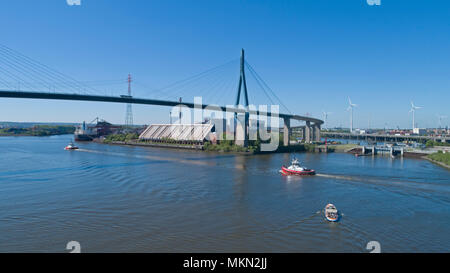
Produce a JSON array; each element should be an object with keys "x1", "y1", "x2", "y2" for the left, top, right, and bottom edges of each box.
[
  {"x1": 235, "y1": 112, "x2": 249, "y2": 147},
  {"x1": 314, "y1": 123, "x2": 321, "y2": 142},
  {"x1": 305, "y1": 121, "x2": 312, "y2": 143},
  {"x1": 301, "y1": 127, "x2": 306, "y2": 141},
  {"x1": 283, "y1": 118, "x2": 291, "y2": 146},
  {"x1": 219, "y1": 118, "x2": 227, "y2": 140}
]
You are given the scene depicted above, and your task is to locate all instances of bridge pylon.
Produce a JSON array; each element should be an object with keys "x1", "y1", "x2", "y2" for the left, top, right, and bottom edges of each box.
[{"x1": 234, "y1": 49, "x2": 250, "y2": 147}]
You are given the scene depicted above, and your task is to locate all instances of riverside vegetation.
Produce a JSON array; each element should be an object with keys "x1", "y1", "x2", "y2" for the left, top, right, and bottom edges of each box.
[
  {"x1": 104, "y1": 133, "x2": 260, "y2": 152},
  {"x1": 101, "y1": 133, "x2": 362, "y2": 154},
  {"x1": 0, "y1": 125, "x2": 75, "y2": 136},
  {"x1": 103, "y1": 133, "x2": 139, "y2": 143},
  {"x1": 426, "y1": 140, "x2": 450, "y2": 148},
  {"x1": 427, "y1": 151, "x2": 450, "y2": 167},
  {"x1": 102, "y1": 133, "x2": 300, "y2": 154}
]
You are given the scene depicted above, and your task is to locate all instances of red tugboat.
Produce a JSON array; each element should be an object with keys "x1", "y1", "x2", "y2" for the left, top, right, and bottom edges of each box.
[
  {"x1": 64, "y1": 142, "x2": 79, "y2": 150},
  {"x1": 280, "y1": 158, "x2": 316, "y2": 176}
]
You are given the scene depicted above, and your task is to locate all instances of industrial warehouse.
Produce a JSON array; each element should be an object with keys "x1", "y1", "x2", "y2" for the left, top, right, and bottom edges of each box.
[{"x1": 139, "y1": 123, "x2": 216, "y2": 144}]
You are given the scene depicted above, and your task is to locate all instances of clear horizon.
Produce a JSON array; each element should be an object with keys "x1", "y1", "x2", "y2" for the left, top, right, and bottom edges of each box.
[{"x1": 0, "y1": 0, "x2": 449, "y2": 129}]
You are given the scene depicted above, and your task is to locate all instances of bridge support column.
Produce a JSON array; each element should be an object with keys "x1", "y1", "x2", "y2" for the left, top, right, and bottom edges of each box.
[
  {"x1": 305, "y1": 121, "x2": 311, "y2": 143},
  {"x1": 235, "y1": 113, "x2": 249, "y2": 147},
  {"x1": 314, "y1": 124, "x2": 321, "y2": 142},
  {"x1": 283, "y1": 118, "x2": 290, "y2": 146},
  {"x1": 220, "y1": 118, "x2": 227, "y2": 140}
]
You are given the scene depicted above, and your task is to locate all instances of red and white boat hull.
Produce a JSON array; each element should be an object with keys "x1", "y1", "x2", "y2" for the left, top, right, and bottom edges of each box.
[{"x1": 280, "y1": 166, "x2": 316, "y2": 176}]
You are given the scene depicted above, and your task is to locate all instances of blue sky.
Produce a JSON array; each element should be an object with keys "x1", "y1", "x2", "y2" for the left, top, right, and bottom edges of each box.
[{"x1": 0, "y1": 0, "x2": 449, "y2": 129}]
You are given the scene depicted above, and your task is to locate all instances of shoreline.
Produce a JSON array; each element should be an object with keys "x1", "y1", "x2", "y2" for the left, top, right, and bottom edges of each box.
[
  {"x1": 0, "y1": 133, "x2": 71, "y2": 137},
  {"x1": 90, "y1": 140, "x2": 450, "y2": 163},
  {"x1": 5, "y1": 134, "x2": 447, "y2": 167},
  {"x1": 101, "y1": 140, "x2": 205, "y2": 151},
  {"x1": 423, "y1": 156, "x2": 450, "y2": 170},
  {"x1": 99, "y1": 139, "x2": 311, "y2": 155}
]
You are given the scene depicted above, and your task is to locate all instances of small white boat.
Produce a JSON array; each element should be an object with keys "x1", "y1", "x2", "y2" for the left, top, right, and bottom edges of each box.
[
  {"x1": 324, "y1": 204, "x2": 339, "y2": 222},
  {"x1": 64, "y1": 142, "x2": 79, "y2": 150}
]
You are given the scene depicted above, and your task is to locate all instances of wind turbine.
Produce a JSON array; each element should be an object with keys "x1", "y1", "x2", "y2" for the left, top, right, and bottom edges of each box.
[
  {"x1": 322, "y1": 111, "x2": 332, "y2": 130},
  {"x1": 347, "y1": 97, "x2": 357, "y2": 133},
  {"x1": 437, "y1": 114, "x2": 447, "y2": 129},
  {"x1": 409, "y1": 101, "x2": 423, "y2": 130}
]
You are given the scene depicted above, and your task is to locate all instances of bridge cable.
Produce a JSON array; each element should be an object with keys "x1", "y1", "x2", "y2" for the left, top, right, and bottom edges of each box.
[
  {"x1": 244, "y1": 61, "x2": 292, "y2": 114},
  {"x1": 0, "y1": 49, "x2": 74, "y2": 92},
  {"x1": 0, "y1": 45, "x2": 86, "y2": 93},
  {"x1": 140, "y1": 58, "x2": 239, "y2": 101},
  {"x1": 197, "y1": 64, "x2": 237, "y2": 104},
  {"x1": 245, "y1": 65, "x2": 276, "y2": 107},
  {"x1": 0, "y1": 44, "x2": 103, "y2": 95},
  {"x1": 156, "y1": 59, "x2": 236, "y2": 101},
  {"x1": 0, "y1": 45, "x2": 93, "y2": 94},
  {"x1": 0, "y1": 73, "x2": 18, "y2": 89},
  {"x1": 0, "y1": 65, "x2": 38, "y2": 91}
]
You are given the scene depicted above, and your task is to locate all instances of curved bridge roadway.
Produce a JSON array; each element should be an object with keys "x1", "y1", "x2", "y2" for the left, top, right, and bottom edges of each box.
[{"x1": 0, "y1": 90, "x2": 324, "y2": 145}]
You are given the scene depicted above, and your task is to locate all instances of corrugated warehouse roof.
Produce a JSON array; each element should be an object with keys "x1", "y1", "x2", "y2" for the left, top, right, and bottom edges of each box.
[{"x1": 139, "y1": 124, "x2": 214, "y2": 142}]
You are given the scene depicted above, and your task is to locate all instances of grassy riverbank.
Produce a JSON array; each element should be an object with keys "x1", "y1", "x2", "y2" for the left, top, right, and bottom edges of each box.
[
  {"x1": 204, "y1": 140, "x2": 260, "y2": 153},
  {"x1": 102, "y1": 133, "x2": 309, "y2": 154},
  {"x1": 425, "y1": 140, "x2": 450, "y2": 148},
  {"x1": 103, "y1": 133, "x2": 139, "y2": 143},
  {"x1": 103, "y1": 133, "x2": 205, "y2": 150},
  {"x1": 0, "y1": 125, "x2": 75, "y2": 136},
  {"x1": 427, "y1": 152, "x2": 450, "y2": 168}
]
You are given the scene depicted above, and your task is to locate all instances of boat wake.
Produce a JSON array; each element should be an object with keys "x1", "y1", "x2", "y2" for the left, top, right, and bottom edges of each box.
[
  {"x1": 316, "y1": 173, "x2": 364, "y2": 181},
  {"x1": 75, "y1": 149, "x2": 217, "y2": 167},
  {"x1": 315, "y1": 172, "x2": 450, "y2": 204},
  {"x1": 74, "y1": 149, "x2": 450, "y2": 202}
]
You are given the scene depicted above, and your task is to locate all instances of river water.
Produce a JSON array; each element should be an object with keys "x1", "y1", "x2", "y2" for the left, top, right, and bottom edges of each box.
[{"x1": 0, "y1": 135, "x2": 449, "y2": 253}]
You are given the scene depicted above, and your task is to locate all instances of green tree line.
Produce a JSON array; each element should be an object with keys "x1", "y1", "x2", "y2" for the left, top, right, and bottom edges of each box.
[{"x1": 0, "y1": 125, "x2": 75, "y2": 136}]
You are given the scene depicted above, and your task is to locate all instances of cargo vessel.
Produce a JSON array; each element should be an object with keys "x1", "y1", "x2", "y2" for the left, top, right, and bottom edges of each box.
[
  {"x1": 74, "y1": 118, "x2": 116, "y2": 141},
  {"x1": 74, "y1": 121, "x2": 96, "y2": 141}
]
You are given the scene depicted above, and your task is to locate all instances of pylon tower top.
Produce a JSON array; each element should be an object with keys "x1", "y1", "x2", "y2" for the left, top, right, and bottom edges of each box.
[{"x1": 235, "y1": 49, "x2": 249, "y2": 107}]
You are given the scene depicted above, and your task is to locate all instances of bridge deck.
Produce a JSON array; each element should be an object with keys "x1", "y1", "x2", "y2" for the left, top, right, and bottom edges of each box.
[
  {"x1": 321, "y1": 131, "x2": 449, "y2": 142},
  {"x1": 0, "y1": 90, "x2": 324, "y2": 125}
]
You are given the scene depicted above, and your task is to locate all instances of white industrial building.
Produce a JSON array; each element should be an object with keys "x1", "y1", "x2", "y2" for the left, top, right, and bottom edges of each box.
[
  {"x1": 139, "y1": 124, "x2": 215, "y2": 144},
  {"x1": 413, "y1": 128, "x2": 426, "y2": 135}
]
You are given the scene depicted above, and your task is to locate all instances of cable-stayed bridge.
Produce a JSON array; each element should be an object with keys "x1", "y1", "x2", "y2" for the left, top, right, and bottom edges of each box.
[{"x1": 0, "y1": 44, "x2": 323, "y2": 146}]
